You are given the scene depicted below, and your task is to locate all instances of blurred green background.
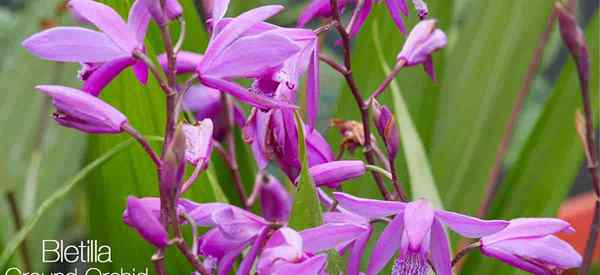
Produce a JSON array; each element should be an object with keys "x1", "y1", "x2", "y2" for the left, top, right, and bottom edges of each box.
[{"x1": 1, "y1": 0, "x2": 599, "y2": 274}]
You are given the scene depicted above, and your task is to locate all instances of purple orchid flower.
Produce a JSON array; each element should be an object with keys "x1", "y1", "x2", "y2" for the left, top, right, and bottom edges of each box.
[
  {"x1": 309, "y1": 160, "x2": 366, "y2": 188},
  {"x1": 479, "y1": 218, "x2": 582, "y2": 274},
  {"x1": 23, "y1": 0, "x2": 151, "y2": 96},
  {"x1": 397, "y1": 19, "x2": 447, "y2": 80},
  {"x1": 35, "y1": 85, "x2": 127, "y2": 134},
  {"x1": 333, "y1": 192, "x2": 509, "y2": 275},
  {"x1": 346, "y1": 0, "x2": 431, "y2": 39},
  {"x1": 182, "y1": 119, "x2": 214, "y2": 166}
]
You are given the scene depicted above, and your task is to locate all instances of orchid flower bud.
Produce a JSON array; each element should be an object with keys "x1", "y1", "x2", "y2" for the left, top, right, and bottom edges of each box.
[
  {"x1": 372, "y1": 101, "x2": 399, "y2": 160},
  {"x1": 397, "y1": 19, "x2": 447, "y2": 80},
  {"x1": 35, "y1": 85, "x2": 127, "y2": 134},
  {"x1": 160, "y1": 124, "x2": 186, "y2": 195},
  {"x1": 124, "y1": 196, "x2": 169, "y2": 248},
  {"x1": 556, "y1": 2, "x2": 589, "y2": 85},
  {"x1": 164, "y1": 0, "x2": 183, "y2": 20},
  {"x1": 309, "y1": 160, "x2": 366, "y2": 188},
  {"x1": 182, "y1": 119, "x2": 214, "y2": 166},
  {"x1": 141, "y1": 0, "x2": 182, "y2": 26},
  {"x1": 258, "y1": 174, "x2": 292, "y2": 222}
]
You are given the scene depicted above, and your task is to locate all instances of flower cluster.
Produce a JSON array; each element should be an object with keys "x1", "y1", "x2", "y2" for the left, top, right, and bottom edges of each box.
[{"x1": 23, "y1": 0, "x2": 582, "y2": 274}]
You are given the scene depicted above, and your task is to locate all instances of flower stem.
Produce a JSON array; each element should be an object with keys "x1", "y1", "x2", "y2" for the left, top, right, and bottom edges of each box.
[
  {"x1": 222, "y1": 95, "x2": 249, "y2": 209},
  {"x1": 329, "y1": 0, "x2": 392, "y2": 200},
  {"x1": 368, "y1": 59, "x2": 407, "y2": 101},
  {"x1": 5, "y1": 192, "x2": 31, "y2": 272},
  {"x1": 477, "y1": 11, "x2": 556, "y2": 218},
  {"x1": 389, "y1": 158, "x2": 408, "y2": 201},
  {"x1": 365, "y1": 164, "x2": 393, "y2": 180},
  {"x1": 151, "y1": 250, "x2": 167, "y2": 275},
  {"x1": 451, "y1": 242, "x2": 481, "y2": 268},
  {"x1": 180, "y1": 160, "x2": 206, "y2": 194},
  {"x1": 122, "y1": 124, "x2": 162, "y2": 167},
  {"x1": 174, "y1": 17, "x2": 186, "y2": 53}
]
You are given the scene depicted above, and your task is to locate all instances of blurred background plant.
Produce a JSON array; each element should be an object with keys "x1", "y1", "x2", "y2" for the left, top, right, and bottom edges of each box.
[{"x1": 0, "y1": 0, "x2": 598, "y2": 274}]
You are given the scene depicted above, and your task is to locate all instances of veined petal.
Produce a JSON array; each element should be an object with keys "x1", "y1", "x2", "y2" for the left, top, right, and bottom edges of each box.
[
  {"x1": 199, "y1": 76, "x2": 297, "y2": 109},
  {"x1": 301, "y1": 223, "x2": 369, "y2": 254},
  {"x1": 187, "y1": 202, "x2": 232, "y2": 226},
  {"x1": 182, "y1": 120, "x2": 214, "y2": 165},
  {"x1": 333, "y1": 192, "x2": 405, "y2": 219},
  {"x1": 198, "y1": 228, "x2": 247, "y2": 275},
  {"x1": 202, "y1": 31, "x2": 301, "y2": 78},
  {"x1": 22, "y1": 27, "x2": 124, "y2": 63},
  {"x1": 68, "y1": 0, "x2": 138, "y2": 53},
  {"x1": 82, "y1": 57, "x2": 136, "y2": 96},
  {"x1": 404, "y1": 199, "x2": 434, "y2": 252},
  {"x1": 429, "y1": 219, "x2": 452, "y2": 275},
  {"x1": 128, "y1": 0, "x2": 151, "y2": 44},
  {"x1": 201, "y1": 5, "x2": 284, "y2": 68},
  {"x1": 480, "y1": 244, "x2": 553, "y2": 275},
  {"x1": 158, "y1": 51, "x2": 204, "y2": 74},
  {"x1": 272, "y1": 254, "x2": 327, "y2": 275},
  {"x1": 212, "y1": 207, "x2": 266, "y2": 241},
  {"x1": 488, "y1": 236, "x2": 581, "y2": 271},
  {"x1": 482, "y1": 218, "x2": 574, "y2": 245},
  {"x1": 347, "y1": 0, "x2": 373, "y2": 39},
  {"x1": 367, "y1": 214, "x2": 403, "y2": 275},
  {"x1": 434, "y1": 209, "x2": 508, "y2": 238}
]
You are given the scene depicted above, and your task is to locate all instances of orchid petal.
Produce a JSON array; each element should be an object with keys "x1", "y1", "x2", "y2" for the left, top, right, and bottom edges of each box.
[
  {"x1": 297, "y1": 0, "x2": 330, "y2": 27},
  {"x1": 333, "y1": 192, "x2": 405, "y2": 219},
  {"x1": 187, "y1": 202, "x2": 232, "y2": 226},
  {"x1": 434, "y1": 209, "x2": 508, "y2": 238},
  {"x1": 68, "y1": 0, "x2": 137, "y2": 53},
  {"x1": 22, "y1": 27, "x2": 124, "y2": 63},
  {"x1": 482, "y1": 218, "x2": 574, "y2": 245},
  {"x1": 199, "y1": 76, "x2": 297, "y2": 109},
  {"x1": 132, "y1": 60, "x2": 149, "y2": 85},
  {"x1": 202, "y1": 32, "x2": 300, "y2": 78},
  {"x1": 348, "y1": 227, "x2": 372, "y2": 275},
  {"x1": 347, "y1": 0, "x2": 373, "y2": 39},
  {"x1": 430, "y1": 219, "x2": 452, "y2": 275},
  {"x1": 272, "y1": 254, "x2": 327, "y2": 275},
  {"x1": 305, "y1": 42, "x2": 319, "y2": 130},
  {"x1": 212, "y1": 0, "x2": 230, "y2": 25},
  {"x1": 212, "y1": 207, "x2": 266, "y2": 242},
  {"x1": 384, "y1": 0, "x2": 407, "y2": 34},
  {"x1": 480, "y1": 244, "x2": 554, "y2": 275},
  {"x1": 125, "y1": 196, "x2": 169, "y2": 248},
  {"x1": 404, "y1": 199, "x2": 434, "y2": 252},
  {"x1": 367, "y1": 214, "x2": 403, "y2": 275},
  {"x1": 201, "y1": 5, "x2": 284, "y2": 68},
  {"x1": 128, "y1": 0, "x2": 151, "y2": 44},
  {"x1": 236, "y1": 227, "x2": 269, "y2": 275},
  {"x1": 81, "y1": 57, "x2": 135, "y2": 96},
  {"x1": 301, "y1": 223, "x2": 368, "y2": 254}
]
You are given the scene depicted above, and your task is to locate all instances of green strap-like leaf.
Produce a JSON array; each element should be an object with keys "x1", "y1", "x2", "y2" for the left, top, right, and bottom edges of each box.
[
  {"x1": 0, "y1": 137, "x2": 151, "y2": 269},
  {"x1": 372, "y1": 21, "x2": 443, "y2": 208}
]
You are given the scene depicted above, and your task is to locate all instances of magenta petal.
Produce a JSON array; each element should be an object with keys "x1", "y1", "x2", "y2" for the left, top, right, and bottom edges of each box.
[
  {"x1": 297, "y1": 0, "x2": 329, "y2": 27},
  {"x1": 158, "y1": 51, "x2": 204, "y2": 74},
  {"x1": 306, "y1": 125, "x2": 335, "y2": 166},
  {"x1": 333, "y1": 192, "x2": 405, "y2": 219},
  {"x1": 125, "y1": 196, "x2": 169, "y2": 248},
  {"x1": 127, "y1": 0, "x2": 151, "y2": 44},
  {"x1": 310, "y1": 160, "x2": 366, "y2": 188},
  {"x1": 68, "y1": 0, "x2": 137, "y2": 53},
  {"x1": 132, "y1": 60, "x2": 149, "y2": 85},
  {"x1": 202, "y1": 5, "x2": 284, "y2": 65},
  {"x1": 259, "y1": 175, "x2": 292, "y2": 222},
  {"x1": 82, "y1": 57, "x2": 136, "y2": 96},
  {"x1": 182, "y1": 120, "x2": 214, "y2": 165},
  {"x1": 187, "y1": 202, "x2": 232, "y2": 226},
  {"x1": 404, "y1": 199, "x2": 434, "y2": 252},
  {"x1": 480, "y1": 244, "x2": 553, "y2": 275},
  {"x1": 491, "y1": 236, "x2": 581, "y2": 271},
  {"x1": 273, "y1": 254, "x2": 327, "y2": 275},
  {"x1": 198, "y1": 228, "x2": 247, "y2": 275},
  {"x1": 305, "y1": 43, "x2": 320, "y2": 130},
  {"x1": 22, "y1": 27, "x2": 124, "y2": 63},
  {"x1": 429, "y1": 219, "x2": 452, "y2": 275},
  {"x1": 236, "y1": 226, "x2": 269, "y2": 275},
  {"x1": 347, "y1": 0, "x2": 373, "y2": 39},
  {"x1": 347, "y1": 227, "x2": 372, "y2": 275},
  {"x1": 434, "y1": 209, "x2": 508, "y2": 238},
  {"x1": 199, "y1": 76, "x2": 297, "y2": 109},
  {"x1": 212, "y1": 207, "x2": 266, "y2": 242},
  {"x1": 300, "y1": 223, "x2": 369, "y2": 254},
  {"x1": 202, "y1": 31, "x2": 300, "y2": 78},
  {"x1": 367, "y1": 214, "x2": 403, "y2": 275},
  {"x1": 211, "y1": 0, "x2": 230, "y2": 24},
  {"x1": 384, "y1": 0, "x2": 407, "y2": 34},
  {"x1": 482, "y1": 218, "x2": 574, "y2": 245}
]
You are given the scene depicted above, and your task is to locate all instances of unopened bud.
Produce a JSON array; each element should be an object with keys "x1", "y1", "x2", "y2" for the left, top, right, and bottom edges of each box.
[
  {"x1": 556, "y1": 2, "x2": 589, "y2": 85},
  {"x1": 258, "y1": 174, "x2": 291, "y2": 222},
  {"x1": 373, "y1": 101, "x2": 400, "y2": 160},
  {"x1": 124, "y1": 196, "x2": 169, "y2": 248},
  {"x1": 309, "y1": 160, "x2": 366, "y2": 188},
  {"x1": 160, "y1": 124, "x2": 186, "y2": 195}
]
